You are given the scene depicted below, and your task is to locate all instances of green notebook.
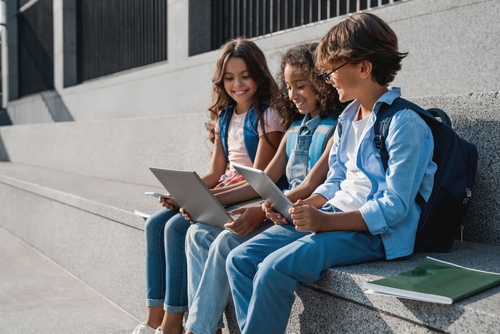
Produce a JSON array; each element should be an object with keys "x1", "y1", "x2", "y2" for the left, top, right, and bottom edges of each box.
[{"x1": 364, "y1": 257, "x2": 500, "y2": 304}]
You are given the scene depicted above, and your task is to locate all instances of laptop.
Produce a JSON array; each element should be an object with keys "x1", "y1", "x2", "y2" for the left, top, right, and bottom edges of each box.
[
  {"x1": 232, "y1": 163, "x2": 293, "y2": 222},
  {"x1": 149, "y1": 167, "x2": 240, "y2": 228}
]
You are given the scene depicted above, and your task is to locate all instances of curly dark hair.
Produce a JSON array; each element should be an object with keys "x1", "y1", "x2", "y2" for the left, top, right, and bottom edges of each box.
[
  {"x1": 273, "y1": 43, "x2": 345, "y2": 129},
  {"x1": 316, "y1": 13, "x2": 408, "y2": 86},
  {"x1": 206, "y1": 37, "x2": 279, "y2": 145}
]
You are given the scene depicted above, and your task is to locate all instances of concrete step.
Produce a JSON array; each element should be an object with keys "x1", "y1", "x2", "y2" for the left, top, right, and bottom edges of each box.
[
  {"x1": 0, "y1": 227, "x2": 140, "y2": 334},
  {"x1": 0, "y1": 161, "x2": 165, "y2": 230},
  {"x1": 2, "y1": 161, "x2": 500, "y2": 333},
  {"x1": 296, "y1": 241, "x2": 500, "y2": 333}
]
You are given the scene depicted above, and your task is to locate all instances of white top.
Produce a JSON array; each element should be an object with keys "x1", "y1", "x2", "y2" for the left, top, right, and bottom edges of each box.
[
  {"x1": 216, "y1": 107, "x2": 283, "y2": 168},
  {"x1": 330, "y1": 114, "x2": 371, "y2": 212}
]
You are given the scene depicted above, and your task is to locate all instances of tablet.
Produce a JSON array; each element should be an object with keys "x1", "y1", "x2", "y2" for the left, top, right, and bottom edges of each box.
[
  {"x1": 149, "y1": 167, "x2": 236, "y2": 227},
  {"x1": 232, "y1": 163, "x2": 293, "y2": 222}
]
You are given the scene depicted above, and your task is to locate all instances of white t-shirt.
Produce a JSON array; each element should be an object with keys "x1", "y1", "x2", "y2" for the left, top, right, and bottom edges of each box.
[
  {"x1": 216, "y1": 107, "x2": 283, "y2": 168},
  {"x1": 330, "y1": 114, "x2": 372, "y2": 212}
]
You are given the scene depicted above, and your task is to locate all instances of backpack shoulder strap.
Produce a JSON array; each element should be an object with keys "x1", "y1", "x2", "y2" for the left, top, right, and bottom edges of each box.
[
  {"x1": 218, "y1": 104, "x2": 235, "y2": 162},
  {"x1": 243, "y1": 105, "x2": 260, "y2": 163},
  {"x1": 243, "y1": 103, "x2": 270, "y2": 163},
  {"x1": 319, "y1": 114, "x2": 338, "y2": 149},
  {"x1": 285, "y1": 118, "x2": 304, "y2": 160},
  {"x1": 308, "y1": 115, "x2": 338, "y2": 167},
  {"x1": 376, "y1": 97, "x2": 446, "y2": 171}
]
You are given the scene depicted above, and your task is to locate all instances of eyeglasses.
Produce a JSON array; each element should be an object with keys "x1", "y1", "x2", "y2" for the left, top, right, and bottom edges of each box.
[{"x1": 321, "y1": 62, "x2": 349, "y2": 83}]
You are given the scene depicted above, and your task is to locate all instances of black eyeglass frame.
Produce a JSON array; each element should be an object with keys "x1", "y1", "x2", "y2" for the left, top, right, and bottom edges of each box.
[{"x1": 321, "y1": 62, "x2": 349, "y2": 83}]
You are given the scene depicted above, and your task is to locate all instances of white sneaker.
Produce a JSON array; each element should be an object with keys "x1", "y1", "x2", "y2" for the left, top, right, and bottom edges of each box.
[
  {"x1": 155, "y1": 328, "x2": 165, "y2": 334},
  {"x1": 132, "y1": 322, "x2": 156, "y2": 334}
]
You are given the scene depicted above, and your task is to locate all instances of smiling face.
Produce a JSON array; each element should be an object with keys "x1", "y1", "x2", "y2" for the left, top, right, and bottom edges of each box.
[
  {"x1": 223, "y1": 57, "x2": 258, "y2": 113},
  {"x1": 326, "y1": 61, "x2": 361, "y2": 103},
  {"x1": 283, "y1": 64, "x2": 319, "y2": 118}
]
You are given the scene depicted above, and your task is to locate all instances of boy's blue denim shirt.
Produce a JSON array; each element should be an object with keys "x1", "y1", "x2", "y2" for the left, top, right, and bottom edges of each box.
[{"x1": 314, "y1": 87, "x2": 437, "y2": 260}]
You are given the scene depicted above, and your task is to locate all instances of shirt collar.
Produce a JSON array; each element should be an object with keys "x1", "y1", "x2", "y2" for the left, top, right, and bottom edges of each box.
[
  {"x1": 338, "y1": 87, "x2": 402, "y2": 122},
  {"x1": 372, "y1": 87, "x2": 402, "y2": 114},
  {"x1": 300, "y1": 113, "x2": 322, "y2": 133}
]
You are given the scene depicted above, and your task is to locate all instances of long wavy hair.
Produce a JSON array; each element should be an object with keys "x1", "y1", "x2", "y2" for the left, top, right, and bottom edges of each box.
[
  {"x1": 206, "y1": 38, "x2": 280, "y2": 146},
  {"x1": 273, "y1": 43, "x2": 344, "y2": 129}
]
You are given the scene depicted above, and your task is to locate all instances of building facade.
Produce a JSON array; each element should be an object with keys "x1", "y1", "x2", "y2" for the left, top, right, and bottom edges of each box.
[{"x1": 1, "y1": 0, "x2": 499, "y2": 125}]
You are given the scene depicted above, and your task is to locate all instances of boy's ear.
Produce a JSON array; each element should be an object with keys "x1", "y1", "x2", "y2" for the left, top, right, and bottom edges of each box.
[{"x1": 359, "y1": 60, "x2": 373, "y2": 79}]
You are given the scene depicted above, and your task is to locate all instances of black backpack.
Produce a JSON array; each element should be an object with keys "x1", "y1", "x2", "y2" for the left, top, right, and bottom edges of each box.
[{"x1": 339, "y1": 98, "x2": 478, "y2": 253}]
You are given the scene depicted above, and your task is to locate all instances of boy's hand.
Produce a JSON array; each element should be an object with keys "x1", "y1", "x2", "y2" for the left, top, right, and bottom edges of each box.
[
  {"x1": 262, "y1": 201, "x2": 288, "y2": 225},
  {"x1": 289, "y1": 199, "x2": 325, "y2": 232},
  {"x1": 225, "y1": 206, "x2": 266, "y2": 236}
]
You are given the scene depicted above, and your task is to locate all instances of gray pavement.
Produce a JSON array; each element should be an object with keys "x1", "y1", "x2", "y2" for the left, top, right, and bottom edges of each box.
[{"x1": 0, "y1": 227, "x2": 139, "y2": 334}]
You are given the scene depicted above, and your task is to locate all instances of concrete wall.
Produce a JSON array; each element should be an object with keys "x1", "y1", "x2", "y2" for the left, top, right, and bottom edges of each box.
[
  {"x1": 4, "y1": 0, "x2": 500, "y2": 124},
  {"x1": 0, "y1": 113, "x2": 213, "y2": 186},
  {"x1": 1, "y1": 91, "x2": 499, "y2": 245}
]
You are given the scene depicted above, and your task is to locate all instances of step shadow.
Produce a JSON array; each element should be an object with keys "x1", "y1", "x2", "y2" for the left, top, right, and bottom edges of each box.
[
  {"x1": 0, "y1": 109, "x2": 12, "y2": 126},
  {"x1": 0, "y1": 134, "x2": 9, "y2": 161},
  {"x1": 41, "y1": 90, "x2": 74, "y2": 122}
]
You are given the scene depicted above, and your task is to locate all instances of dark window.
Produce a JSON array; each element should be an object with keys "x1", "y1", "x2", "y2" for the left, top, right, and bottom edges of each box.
[
  {"x1": 210, "y1": 0, "x2": 403, "y2": 51},
  {"x1": 76, "y1": 0, "x2": 168, "y2": 82},
  {"x1": 18, "y1": 0, "x2": 54, "y2": 97}
]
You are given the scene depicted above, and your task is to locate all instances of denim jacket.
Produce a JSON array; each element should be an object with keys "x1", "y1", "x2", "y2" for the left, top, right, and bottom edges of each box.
[
  {"x1": 313, "y1": 88, "x2": 437, "y2": 259},
  {"x1": 285, "y1": 113, "x2": 337, "y2": 190}
]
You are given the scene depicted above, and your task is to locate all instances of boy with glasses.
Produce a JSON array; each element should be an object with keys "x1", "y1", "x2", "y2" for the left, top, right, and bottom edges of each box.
[{"x1": 226, "y1": 13, "x2": 437, "y2": 334}]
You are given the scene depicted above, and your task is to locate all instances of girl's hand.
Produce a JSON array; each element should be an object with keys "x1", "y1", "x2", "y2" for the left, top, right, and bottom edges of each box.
[
  {"x1": 289, "y1": 199, "x2": 325, "y2": 232},
  {"x1": 262, "y1": 201, "x2": 288, "y2": 225},
  {"x1": 160, "y1": 195, "x2": 179, "y2": 210},
  {"x1": 225, "y1": 206, "x2": 265, "y2": 236},
  {"x1": 179, "y1": 207, "x2": 194, "y2": 223}
]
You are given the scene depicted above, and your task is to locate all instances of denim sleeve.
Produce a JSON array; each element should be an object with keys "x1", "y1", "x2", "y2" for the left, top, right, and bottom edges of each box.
[{"x1": 359, "y1": 109, "x2": 436, "y2": 235}]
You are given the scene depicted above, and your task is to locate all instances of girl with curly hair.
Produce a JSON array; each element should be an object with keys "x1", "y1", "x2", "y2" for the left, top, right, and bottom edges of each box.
[
  {"x1": 183, "y1": 42, "x2": 345, "y2": 334},
  {"x1": 133, "y1": 37, "x2": 284, "y2": 334}
]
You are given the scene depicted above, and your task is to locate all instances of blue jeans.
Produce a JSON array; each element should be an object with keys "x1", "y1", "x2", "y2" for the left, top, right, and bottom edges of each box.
[
  {"x1": 226, "y1": 208, "x2": 385, "y2": 333},
  {"x1": 184, "y1": 221, "x2": 272, "y2": 334},
  {"x1": 145, "y1": 208, "x2": 190, "y2": 312}
]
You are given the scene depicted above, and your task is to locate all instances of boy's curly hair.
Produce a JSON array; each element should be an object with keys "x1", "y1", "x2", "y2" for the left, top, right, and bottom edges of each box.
[
  {"x1": 316, "y1": 13, "x2": 408, "y2": 86},
  {"x1": 273, "y1": 43, "x2": 344, "y2": 129}
]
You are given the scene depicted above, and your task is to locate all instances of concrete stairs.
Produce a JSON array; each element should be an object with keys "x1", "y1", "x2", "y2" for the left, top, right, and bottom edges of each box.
[{"x1": 1, "y1": 91, "x2": 500, "y2": 333}]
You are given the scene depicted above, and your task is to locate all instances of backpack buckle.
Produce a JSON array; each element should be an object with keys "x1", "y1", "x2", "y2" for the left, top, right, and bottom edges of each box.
[
  {"x1": 374, "y1": 135, "x2": 383, "y2": 150},
  {"x1": 463, "y1": 188, "x2": 472, "y2": 204}
]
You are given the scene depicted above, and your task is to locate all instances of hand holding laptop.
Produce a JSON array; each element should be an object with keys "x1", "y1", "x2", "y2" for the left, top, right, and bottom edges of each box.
[
  {"x1": 231, "y1": 163, "x2": 293, "y2": 223},
  {"x1": 262, "y1": 201, "x2": 290, "y2": 225},
  {"x1": 180, "y1": 207, "x2": 194, "y2": 223},
  {"x1": 149, "y1": 167, "x2": 240, "y2": 228},
  {"x1": 145, "y1": 191, "x2": 179, "y2": 210},
  {"x1": 224, "y1": 206, "x2": 261, "y2": 236},
  {"x1": 160, "y1": 196, "x2": 179, "y2": 210}
]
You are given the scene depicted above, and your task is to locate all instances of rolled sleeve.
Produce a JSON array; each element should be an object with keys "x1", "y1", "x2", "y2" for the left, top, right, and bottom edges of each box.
[
  {"x1": 359, "y1": 109, "x2": 435, "y2": 258},
  {"x1": 313, "y1": 131, "x2": 344, "y2": 199}
]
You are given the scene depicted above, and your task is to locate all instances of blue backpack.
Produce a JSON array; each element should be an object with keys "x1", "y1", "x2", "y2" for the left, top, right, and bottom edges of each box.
[
  {"x1": 218, "y1": 102, "x2": 263, "y2": 163},
  {"x1": 339, "y1": 98, "x2": 478, "y2": 252}
]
